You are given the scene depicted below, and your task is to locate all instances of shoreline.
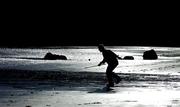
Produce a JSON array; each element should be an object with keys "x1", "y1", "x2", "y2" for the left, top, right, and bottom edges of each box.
[{"x1": 1, "y1": 69, "x2": 180, "y2": 82}]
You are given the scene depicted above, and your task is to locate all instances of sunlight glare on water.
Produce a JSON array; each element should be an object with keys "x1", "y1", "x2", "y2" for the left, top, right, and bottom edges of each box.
[{"x1": 0, "y1": 46, "x2": 180, "y2": 74}]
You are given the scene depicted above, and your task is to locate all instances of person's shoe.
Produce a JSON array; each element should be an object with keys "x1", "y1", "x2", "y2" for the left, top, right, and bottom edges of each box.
[
  {"x1": 106, "y1": 83, "x2": 114, "y2": 87},
  {"x1": 103, "y1": 85, "x2": 112, "y2": 91}
]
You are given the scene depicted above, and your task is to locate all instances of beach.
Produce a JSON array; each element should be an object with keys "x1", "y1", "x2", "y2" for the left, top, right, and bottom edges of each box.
[{"x1": 0, "y1": 46, "x2": 180, "y2": 107}]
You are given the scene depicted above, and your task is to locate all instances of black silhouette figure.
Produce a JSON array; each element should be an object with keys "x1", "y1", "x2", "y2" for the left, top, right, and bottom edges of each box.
[{"x1": 98, "y1": 44, "x2": 121, "y2": 88}]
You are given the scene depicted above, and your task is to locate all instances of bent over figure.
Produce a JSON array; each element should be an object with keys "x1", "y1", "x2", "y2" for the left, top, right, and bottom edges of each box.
[{"x1": 98, "y1": 44, "x2": 121, "y2": 87}]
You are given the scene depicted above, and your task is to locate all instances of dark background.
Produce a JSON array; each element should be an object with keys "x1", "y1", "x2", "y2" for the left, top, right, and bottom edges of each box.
[{"x1": 1, "y1": 2, "x2": 179, "y2": 47}]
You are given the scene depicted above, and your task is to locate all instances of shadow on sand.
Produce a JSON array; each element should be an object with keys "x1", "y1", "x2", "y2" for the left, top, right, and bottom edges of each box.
[{"x1": 88, "y1": 87, "x2": 116, "y2": 93}]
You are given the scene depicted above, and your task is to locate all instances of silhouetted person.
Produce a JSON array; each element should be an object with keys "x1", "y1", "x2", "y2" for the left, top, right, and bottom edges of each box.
[{"x1": 98, "y1": 44, "x2": 121, "y2": 88}]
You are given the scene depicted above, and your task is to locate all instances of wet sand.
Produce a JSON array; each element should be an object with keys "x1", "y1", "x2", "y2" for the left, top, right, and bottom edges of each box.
[
  {"x1": 0, "y1": 69, "x2": 180, "y2": 107},
  {"x1": 0, "y1": 80, "x2": 180, "y2": 107},
  {"x1": 1, "y1": 69, "x2": 180, "y2": 83},
  {"x1": 1, "y1": 47, "x2": 180, "y2": 106}
]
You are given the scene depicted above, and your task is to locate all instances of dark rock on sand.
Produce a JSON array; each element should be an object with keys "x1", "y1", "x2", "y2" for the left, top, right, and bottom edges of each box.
[
  {"x1": 123, "y1": 56, "x2": 134, "y2": 60},
  {"x1": 143, "y1": 49, "x2": 158, "y2": 60},
  {"x1": 44, "y1": 52, "x2": 67, "y2": 60}
]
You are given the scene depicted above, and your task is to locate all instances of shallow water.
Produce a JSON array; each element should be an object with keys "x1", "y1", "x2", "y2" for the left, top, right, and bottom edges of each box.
[
  {"x1": 0, "y1": 46, "x2": 180, "y2": 75},
  {"x1": 1, "y1": 46, "x2": 180, "y2": 107}
]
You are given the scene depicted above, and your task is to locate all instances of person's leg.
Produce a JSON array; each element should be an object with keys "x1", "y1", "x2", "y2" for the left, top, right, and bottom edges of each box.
[
  {"x1": 112, "y1": 72, "x2": 121, "y2": 84},
  {"x1": 111, "y1": 64, "x2": 121, "y2": 84},
  {"x1": 106, "y1": 65, "x2": 116, "y2": 87}
]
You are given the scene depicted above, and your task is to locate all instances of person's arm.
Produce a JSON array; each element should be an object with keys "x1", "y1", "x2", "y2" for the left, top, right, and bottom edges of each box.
[
  {"x1": 117, "y1": 55, "x2": 122, "y2": 60},
  {"x1": 112, "y1": 51, "x2": 122, "y2": 60},
  {"x1": 98, "y1": 59, "x2": 106, "y2": 66}
]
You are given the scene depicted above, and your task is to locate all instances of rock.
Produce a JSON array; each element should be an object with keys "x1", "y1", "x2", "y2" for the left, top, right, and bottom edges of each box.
[
  {"x1": 143, "y1": 49, "x2": 158, "y2": 60},
  {"x1": 123, "y1": 56, "x2": 134, "y2": 60},
  {"x1": 44, "y1": 52, "x2": 67, "y2": 60}
]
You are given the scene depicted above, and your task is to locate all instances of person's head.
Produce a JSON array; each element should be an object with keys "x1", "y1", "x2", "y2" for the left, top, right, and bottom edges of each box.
[{"x1": 98, "y1": 44, "x2": 105, "y2": 52}]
